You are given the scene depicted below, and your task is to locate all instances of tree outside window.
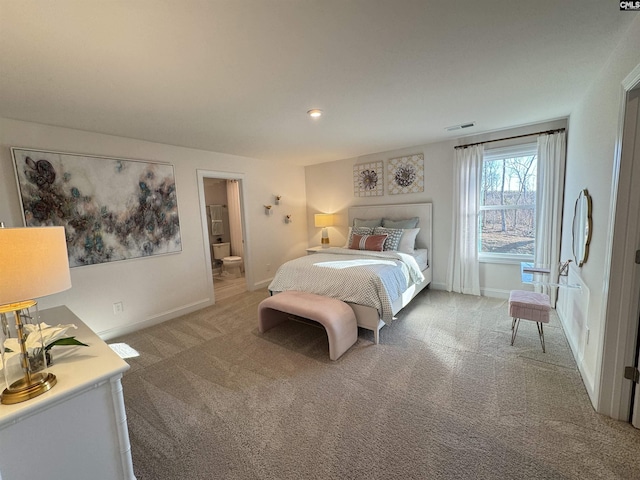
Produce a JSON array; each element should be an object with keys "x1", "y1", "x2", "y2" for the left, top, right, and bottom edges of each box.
[{"x1": 479, "y1": 144, "x2": 537, "y2": 258}]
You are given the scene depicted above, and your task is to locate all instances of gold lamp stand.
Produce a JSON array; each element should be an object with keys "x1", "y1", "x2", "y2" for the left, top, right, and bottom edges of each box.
[{"x1": 0, "y1": 300, "x2": 57, "y2": 405}]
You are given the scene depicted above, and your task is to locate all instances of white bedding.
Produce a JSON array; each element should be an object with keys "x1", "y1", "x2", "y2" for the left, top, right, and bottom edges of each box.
[
  {"x1": 411, "y1": 248, "x2": 429, "y2": 271},
  {"x1": 268, "y1": 248, "x2": 424, "y2": 324}
]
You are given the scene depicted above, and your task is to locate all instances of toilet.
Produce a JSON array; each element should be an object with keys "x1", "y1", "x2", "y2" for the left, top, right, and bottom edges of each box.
[{"x1": 211, "y1": 243, "x2": 243, "y2": 278}]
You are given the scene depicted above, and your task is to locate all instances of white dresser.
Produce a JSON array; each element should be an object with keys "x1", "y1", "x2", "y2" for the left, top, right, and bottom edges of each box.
[{"x1": 0, "y1": 306, "x2": 135, "y2": 480}]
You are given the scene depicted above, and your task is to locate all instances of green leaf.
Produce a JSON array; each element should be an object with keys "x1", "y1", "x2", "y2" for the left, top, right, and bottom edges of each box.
[{"x1": 45, "y1": 337, "x2": 89, "y2": 351}]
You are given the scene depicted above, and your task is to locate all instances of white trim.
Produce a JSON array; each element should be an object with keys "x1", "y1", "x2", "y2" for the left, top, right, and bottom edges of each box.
[
  {"x1": 479, "y1": 143, "x2": 537, "y2": 260},
  {"x1": 598, "y1": 61, "x2": 640, "y2": 419},
  {"x1": 479, "y1": 253, "x2": 534, "y2": 264},
  {"x1": 196, "y1": 170, "x2": 251, "y2": 302},
  {"x1": 97, "y1": 298, "x2": 212, "y2": 340},
  {"x1": 479, "y1": 287, "x2": 512, "y2": 299}
]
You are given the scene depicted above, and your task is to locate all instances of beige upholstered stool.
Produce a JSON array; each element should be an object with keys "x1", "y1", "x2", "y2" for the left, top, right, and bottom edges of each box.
[{"x1": 508, "y1": 290, "x2": 551, "y2": 352}]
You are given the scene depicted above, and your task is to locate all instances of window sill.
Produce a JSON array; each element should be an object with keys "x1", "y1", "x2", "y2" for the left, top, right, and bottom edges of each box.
[{"x1": 479, "y1": 253, "x2": 534, "y2": 265}]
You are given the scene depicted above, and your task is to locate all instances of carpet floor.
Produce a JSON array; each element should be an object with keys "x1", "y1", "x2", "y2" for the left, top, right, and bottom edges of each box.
[{"x1": 115, "y1": 288, "x2": 640, "y2": 479}]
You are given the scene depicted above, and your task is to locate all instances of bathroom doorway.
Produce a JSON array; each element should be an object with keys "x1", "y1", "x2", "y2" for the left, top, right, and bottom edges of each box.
[{"x1": 197, "y1": 170, "x2": 249, "y2": 302}]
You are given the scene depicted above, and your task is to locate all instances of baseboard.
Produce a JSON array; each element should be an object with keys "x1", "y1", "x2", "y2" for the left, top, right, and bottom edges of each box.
[
  {"x1": 430, "y1": 283, "x2": 512, "y2": 300},
  {"x1": 557, "y1": 305, "x2": 598, "y2": 407},
  {"x1": 253, "y1": 277, "x2": 274, "y2": 290},
  {"x1": 480, "y1": 287, "x2": 512, "y2": 299},
  {"x1": 97, "y1": 297, "x2": 214, "y2": 340}
]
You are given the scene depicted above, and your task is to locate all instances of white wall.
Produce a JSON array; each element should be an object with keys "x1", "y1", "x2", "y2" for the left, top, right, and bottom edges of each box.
[
  {"x1": 304, "y1": 119, "x2": 566, "y2": 294},
  {"x1": 304, "y1": 142, "x2": 454, "y2": 290},
  {"x1": 558, "y1": 16, "x2": 640, "y2": 410},
  {"x1": 0, "y1": 118, "x2": 308, "y2": 338}
]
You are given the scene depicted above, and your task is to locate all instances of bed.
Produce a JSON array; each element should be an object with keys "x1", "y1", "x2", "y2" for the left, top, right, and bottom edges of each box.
[{"x1": 268, "y1": 203, "x2": 432, "y2": 343}]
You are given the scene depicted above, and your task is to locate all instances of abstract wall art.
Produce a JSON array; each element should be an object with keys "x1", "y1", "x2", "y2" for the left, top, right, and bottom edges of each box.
[
  {"x1": 353, "y1": 160, "x2": 383, "y2": 197},
  {"x1": 11, "y1": 148, "x2": 182, "y2": 267},
  {"x1": 387, "y1": 153, "x2": 424, "y2": 195}
]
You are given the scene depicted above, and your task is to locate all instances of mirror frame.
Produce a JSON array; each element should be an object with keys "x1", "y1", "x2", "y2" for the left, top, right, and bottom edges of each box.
[{"x1": 572, "y1": 188, "x2": 593, "y2": 267}]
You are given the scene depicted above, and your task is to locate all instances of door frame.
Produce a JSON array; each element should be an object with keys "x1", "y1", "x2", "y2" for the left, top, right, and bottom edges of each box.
[
  {"x1": 598, "y1": 63, "x2": 640, "y2": 421},
  {"x1": 197, "y1": 169, "x2": 251, "y2": 301}
]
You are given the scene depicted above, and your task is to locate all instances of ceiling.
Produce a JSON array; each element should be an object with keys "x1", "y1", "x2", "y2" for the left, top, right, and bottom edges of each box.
[{"x1": 0, "y1": 1, "x2": 634, "y2": 166}]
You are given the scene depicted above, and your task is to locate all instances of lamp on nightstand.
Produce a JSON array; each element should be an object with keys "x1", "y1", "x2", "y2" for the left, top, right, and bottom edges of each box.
[
  {"x1": 0, "y1": 226, "x2": 71, "y2": 404},
  {"x1": 314, "y1": 213, "x2": 334, "y2": 248}
]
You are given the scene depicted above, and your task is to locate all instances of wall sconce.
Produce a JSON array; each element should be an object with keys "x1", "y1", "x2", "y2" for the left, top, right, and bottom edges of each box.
[
  {"x1": 0, "y1": 226, "x2": 72, "y2": 404},
  {"x1": 285, "y1": 215, "x2": 292, "y2": 224},
  {"x1": 275, "y1": 195, "x2": 282, "y2": 205},
  {"x1": 264, "y1": 205, "x2": 273, "y2": 215},
  {"x1": 314, "y1": 213, "x2": 334, "y2": 248}
]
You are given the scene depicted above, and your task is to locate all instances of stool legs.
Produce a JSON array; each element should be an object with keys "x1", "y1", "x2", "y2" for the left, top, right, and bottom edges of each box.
[
  {"x1": 511, "y1": 318, "x2": 520, "y2": 346},
  {"x1": 537, "y1": 322, "x2": 546, "y2": 353},
  {"x1": 510, "y1": 317, "x2": 546, "y2": 353}
]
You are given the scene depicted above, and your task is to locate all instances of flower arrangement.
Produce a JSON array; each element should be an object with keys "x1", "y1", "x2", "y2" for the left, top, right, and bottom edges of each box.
[{"x1": 3, "y1": 322, "x2": 88, "y2": 370}]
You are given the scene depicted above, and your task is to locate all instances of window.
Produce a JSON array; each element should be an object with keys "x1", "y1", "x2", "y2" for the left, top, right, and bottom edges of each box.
[{"x1": 479, "y1": 143, "x2": 537, "y2": 260}]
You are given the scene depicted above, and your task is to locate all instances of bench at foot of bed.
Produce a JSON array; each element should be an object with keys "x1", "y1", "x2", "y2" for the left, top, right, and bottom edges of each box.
[{"x1": 258, "y1": 291, "x2": 357, "y2": 360}]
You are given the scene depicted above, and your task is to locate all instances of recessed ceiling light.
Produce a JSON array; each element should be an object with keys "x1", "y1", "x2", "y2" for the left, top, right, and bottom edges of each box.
[{"x1": 307, "y1": 109, "x2": 322, "y2": 118}]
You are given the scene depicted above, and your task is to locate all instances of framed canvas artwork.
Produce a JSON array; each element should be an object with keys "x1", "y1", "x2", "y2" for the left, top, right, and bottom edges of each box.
[
  {"x1": 387, "y1": 153, "x2": 424, "y2": 195},
  {"x1": 11, "y1": 148, "x2": 182, "y2": 267},
  {"x1": 353, "y1": 161, "x2": 383, "y2": 197}
]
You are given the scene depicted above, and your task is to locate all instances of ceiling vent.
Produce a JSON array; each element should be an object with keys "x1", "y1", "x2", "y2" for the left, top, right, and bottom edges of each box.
[{"x1": 446, "y1": 122, "x2": 476, "y2": 132}]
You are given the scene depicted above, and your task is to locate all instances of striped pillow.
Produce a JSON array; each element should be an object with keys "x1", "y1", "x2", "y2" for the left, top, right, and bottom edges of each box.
[
  {"x1": 349, "y1": 234, "x2": 387, "y2": 252},
  {"x1": 344, "y1": 226, "x2": 373, "y2": 248}
]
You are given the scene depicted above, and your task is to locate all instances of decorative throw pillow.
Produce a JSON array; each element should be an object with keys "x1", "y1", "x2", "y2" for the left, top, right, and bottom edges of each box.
[
  {"x1": 349, "y1": 234, "x2": 387, "y2": 252},
  {"x1": 344, "y1": 226, "x2": 373, "y2": 247},
  {"x1": 354, "y1": 218, "x2": 383, "y2": 228},
  {"x1": 373, "y1": 227, "x2": 403, "y2": 251},
  {"x1": 398, "y1": 228, "x2": 420, "y2": 254},
  {"x1": 382, "y1": 217, "x2": 419, "y2": 229}
]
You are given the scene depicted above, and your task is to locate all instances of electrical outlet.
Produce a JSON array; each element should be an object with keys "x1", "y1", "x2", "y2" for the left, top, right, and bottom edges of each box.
[
  {"x1": 266, "y1": 263, "x2": 271, "y2": 272},
  {"x1": 113, "y1": 302, "x2": 124, "y2": 315}
]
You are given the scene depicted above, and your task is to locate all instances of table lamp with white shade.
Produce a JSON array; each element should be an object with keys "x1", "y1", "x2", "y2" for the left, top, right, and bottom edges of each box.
[
  {"x1": 314, "y1": 213, "x2": 334, "y2": 248},
  {"x1": 0, "y1": 226, "x2": 71, "y2": 404}
]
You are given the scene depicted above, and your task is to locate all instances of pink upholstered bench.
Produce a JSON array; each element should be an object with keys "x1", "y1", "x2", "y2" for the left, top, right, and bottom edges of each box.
[
  {"x1": 508, "y1": 290, "x2": 551, "y2": 352},
  {"x1": 258, "y1": 291, "x2": 357, "y2": 360}
]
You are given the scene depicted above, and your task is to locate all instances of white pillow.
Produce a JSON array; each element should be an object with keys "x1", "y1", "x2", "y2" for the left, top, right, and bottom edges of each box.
[{"x1": 398, "y1": 228, "x2": 420, "y2": 254}]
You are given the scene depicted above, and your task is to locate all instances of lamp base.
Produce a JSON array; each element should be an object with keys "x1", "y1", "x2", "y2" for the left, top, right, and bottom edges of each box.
[
  {"x1": 321, "y1": 237, "x2": 330, "y2": 248},
  {"x1": 1, "y1": 372, "x2": 57, "y2": 405}
]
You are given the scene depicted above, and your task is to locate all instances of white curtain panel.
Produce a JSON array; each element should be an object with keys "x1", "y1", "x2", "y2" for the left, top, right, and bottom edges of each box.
[
  {"x1": 226, "y1": 180, "x2": 244, "y2": 259},
  {"x1": 534, "y1": 131, "x2": 566, "y2": 305},
  {"x1": 447, "y1": 144, "x2": 483, "y2": 295}
]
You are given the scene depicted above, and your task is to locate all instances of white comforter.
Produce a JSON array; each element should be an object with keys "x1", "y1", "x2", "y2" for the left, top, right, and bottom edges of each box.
[{"x1": 268, "y1": 248, "x2": 424, "y2": 324}]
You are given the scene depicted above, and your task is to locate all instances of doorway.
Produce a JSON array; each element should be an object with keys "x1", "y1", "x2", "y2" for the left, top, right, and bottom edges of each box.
[
  {"x1": 197, "y1": 170, "x2": 249, "y2": 302},
  {"x1": 604, "y1": 76, "x2": 640, "y2": 425},
  {"x1": 624, "y1": 86, "x2": 640, "y2": 428}
]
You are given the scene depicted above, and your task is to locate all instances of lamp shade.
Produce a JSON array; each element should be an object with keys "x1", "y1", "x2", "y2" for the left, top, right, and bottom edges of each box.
[
  {"x1": 314, "y1": 214, "x2": 334, "y2": 228},
  {"x1": 0, "y1": 227, "x2": 71, "y2": 306}
]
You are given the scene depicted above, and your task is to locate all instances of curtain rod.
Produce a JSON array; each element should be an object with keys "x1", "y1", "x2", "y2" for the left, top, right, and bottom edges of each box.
[{"x1": 454, "y1": 128, "x2": 565, "y2": 150}]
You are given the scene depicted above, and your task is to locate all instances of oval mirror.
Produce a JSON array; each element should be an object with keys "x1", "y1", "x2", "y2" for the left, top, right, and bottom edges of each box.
[{"x1": 572, "y1": 189, "x2": 592, "y2": 267}]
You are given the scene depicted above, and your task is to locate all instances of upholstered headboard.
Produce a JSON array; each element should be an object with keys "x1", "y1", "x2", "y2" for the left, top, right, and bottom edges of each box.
[{"x1": 347, "y1": 203, "x2": 432, "y2": 254}]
